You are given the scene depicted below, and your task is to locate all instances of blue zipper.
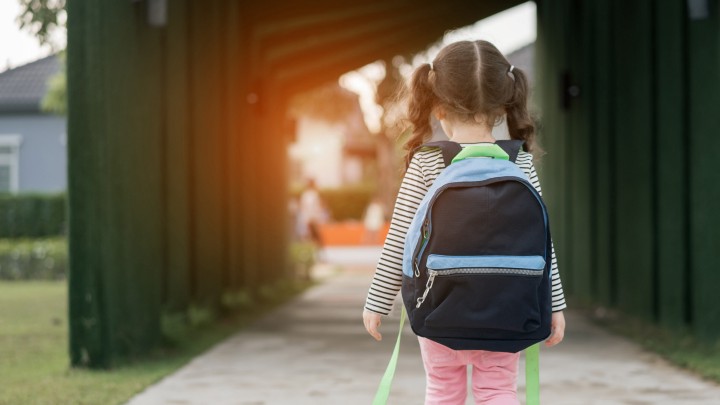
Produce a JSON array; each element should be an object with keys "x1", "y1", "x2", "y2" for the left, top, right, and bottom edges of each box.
[{"x1": 414, "y1": 219, "x2": 431, "y2": 277}]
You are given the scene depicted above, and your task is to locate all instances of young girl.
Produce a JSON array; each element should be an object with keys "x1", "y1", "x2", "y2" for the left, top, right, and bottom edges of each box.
[{"x1": 363, "y1": 40, "x2": 567, "y2": 405}]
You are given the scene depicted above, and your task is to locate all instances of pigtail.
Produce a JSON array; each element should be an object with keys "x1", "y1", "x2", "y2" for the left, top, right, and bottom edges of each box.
[
  {"x1": 404, "y1": 63, "x2": 436, "y2": 168},
  {"x1": 505, "y1": 67, "x2": 539, "y2": 155}
]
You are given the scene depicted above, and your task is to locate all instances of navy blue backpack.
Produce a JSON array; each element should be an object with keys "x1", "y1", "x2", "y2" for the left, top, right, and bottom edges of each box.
[{"x1": 400, "y1": 140, "x2": 552, "y2": 353}]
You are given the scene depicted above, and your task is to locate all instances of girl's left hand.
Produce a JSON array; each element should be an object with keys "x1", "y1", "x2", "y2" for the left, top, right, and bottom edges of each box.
[{"x1": 545, "y1": 311, "x2": 566, "y2": 347}]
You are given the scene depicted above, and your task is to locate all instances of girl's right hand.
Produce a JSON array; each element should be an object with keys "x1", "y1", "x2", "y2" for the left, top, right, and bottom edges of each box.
[{"x1": 363, "y1": 310, "x2": 383, "y2": 341}]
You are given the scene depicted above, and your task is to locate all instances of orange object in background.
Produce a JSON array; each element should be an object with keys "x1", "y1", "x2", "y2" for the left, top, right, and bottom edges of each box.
[{"x1": 318, "y1": 221, "x2": 390, "y2": 246}]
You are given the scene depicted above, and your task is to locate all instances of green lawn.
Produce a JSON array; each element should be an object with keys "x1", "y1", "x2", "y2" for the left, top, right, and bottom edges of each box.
[
  {"x1": 590, "y1": 308, "x2": 720, "y2": 383},
  {"x1": 0, "y1": 280, "x2": 309, "y2": 405}
]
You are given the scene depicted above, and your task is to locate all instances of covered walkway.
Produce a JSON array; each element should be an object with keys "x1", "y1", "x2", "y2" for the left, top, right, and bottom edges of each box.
[
  {"x1": 67, "y1": 0, "x2": 720, "y2": 371},
  {"x1": 128, "y1": 254, "x2": 720, "y2": 405}
]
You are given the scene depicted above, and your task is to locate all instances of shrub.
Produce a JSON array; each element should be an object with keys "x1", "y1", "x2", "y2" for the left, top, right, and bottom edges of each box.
[
  {"x1": 0, "y1": 193, "x2": 66, "y2": 238},
  {"x1": 290, "y1": 241, "x2": 316, "y2": 280},
  {"x1": 289, "y1": 185, "x2": 376, "y2": 221},
  {"x1": 319, "y1": 186, "x2": 376, "y2": 221},
  {"x1": 0, "y1": 238, "x2": 67, "y2": 280}
]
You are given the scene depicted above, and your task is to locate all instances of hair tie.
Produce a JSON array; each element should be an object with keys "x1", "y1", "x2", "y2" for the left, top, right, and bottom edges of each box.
[
  {"x1": 509, "y1": 65, "x2": 515, "y2": 73},
  {"x1": 508, "y1": 65, "x2": 516, "y2": 81},
  {"x1": 429, "y1": 62, "x2": 434, "y2": 71}
]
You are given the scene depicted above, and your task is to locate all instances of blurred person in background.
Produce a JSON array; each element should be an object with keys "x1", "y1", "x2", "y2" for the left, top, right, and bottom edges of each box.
[
  {"x1": 363, "y1": 196, "x2": 386, "y2": 245},
  {"x1": 298, "y1": 179, "x2": 327, "y2": 258}
]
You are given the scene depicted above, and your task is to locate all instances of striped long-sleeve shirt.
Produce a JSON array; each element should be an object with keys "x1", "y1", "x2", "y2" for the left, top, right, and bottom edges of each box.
[{"x1": 364, "y1": 143, "x2": 568, "y2": 315}]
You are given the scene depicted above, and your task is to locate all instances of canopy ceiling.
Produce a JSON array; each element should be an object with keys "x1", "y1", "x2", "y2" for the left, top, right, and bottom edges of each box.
[{"x1": 246, "y1": 0, "x2": 525, "y2": 96}]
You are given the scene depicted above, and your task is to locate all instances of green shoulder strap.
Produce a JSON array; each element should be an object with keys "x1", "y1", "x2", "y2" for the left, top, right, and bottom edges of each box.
[
  {"x1": 451, "y1": 143, "x2": 510, "y2": 164},
  {"x1": 525, "y1": 343, "x2": 540, "y2": 405},
  {"x1": 373, "y1": 309, "x2": 541, "y2": 404},
  {"x1": 372, "y1": 307, "x2": 407, "y2": 405}
]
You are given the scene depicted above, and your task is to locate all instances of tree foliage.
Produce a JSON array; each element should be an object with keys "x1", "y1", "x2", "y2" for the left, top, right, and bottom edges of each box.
[
  {"x1": 288, "y1": 82, "x2": 360, "y2": 123},
  {"x1": 16, "y1": 0, "x2": 66, "y2": 49},
  {"x1": 41, "y1": 51, "x2": 66, "y2": 115},
  {"x1": 16, "y1": 0, "x2": 68, "y2": 115}
]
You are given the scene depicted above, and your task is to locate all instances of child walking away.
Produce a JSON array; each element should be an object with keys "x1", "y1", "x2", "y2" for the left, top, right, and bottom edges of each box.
[
  {"x1": 363, "y1": 40, "x2": 567, "y2": 405},
  {"x1": 298, "y1": 178, "x2": 327, "y2": 256}
]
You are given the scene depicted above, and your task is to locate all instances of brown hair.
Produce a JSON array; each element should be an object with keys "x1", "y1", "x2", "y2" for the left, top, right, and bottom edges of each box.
[{"x1": 403, "y1": 40, "x2": 537, "y2": 166}]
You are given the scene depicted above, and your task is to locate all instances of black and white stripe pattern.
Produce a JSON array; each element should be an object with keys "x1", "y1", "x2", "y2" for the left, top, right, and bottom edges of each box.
[{"x1": 364, "y1": 146, "x2": 568, "y2": 315}]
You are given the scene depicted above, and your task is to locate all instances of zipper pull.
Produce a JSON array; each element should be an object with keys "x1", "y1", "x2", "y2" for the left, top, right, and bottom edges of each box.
[
  {"x1": 415, "y1": 270, "x2": 437, "y2": 308},
  {"x1": 414, "y1": 219, "x2": 430, "y2": 278}
]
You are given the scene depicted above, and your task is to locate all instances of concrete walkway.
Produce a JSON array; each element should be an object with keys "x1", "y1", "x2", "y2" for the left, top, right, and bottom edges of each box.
[{"x1": 128, "y1": 254, "x2": 720, "y2": 404}]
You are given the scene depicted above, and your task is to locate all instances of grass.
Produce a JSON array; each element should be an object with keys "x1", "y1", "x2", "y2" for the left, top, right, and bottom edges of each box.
[
  {"x1": 587, "y1": 306, "x2": 720, "y2": 383},
  {"x1": 0, "y1": 278, "x2": 313, "y2": 405}
]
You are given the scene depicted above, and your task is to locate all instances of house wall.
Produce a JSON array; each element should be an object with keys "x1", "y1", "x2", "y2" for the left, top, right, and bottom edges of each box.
[
  {"x1": 0, "y1": 114, "x2": 67, "y2": 193},
  {"x1": 289, "y1": 117, "x2": 344, "y2": 188}
]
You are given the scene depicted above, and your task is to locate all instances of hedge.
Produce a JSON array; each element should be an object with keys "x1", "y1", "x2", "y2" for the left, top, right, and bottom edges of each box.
[
  {"x1": 320, "y1": 187, "x2": 376, "y2": 221},
  {"x1": 0, "y1": 193, "x2": 66, "y2": 238},
  {"x1": 0, "y1": 238, "x2": 68, "y2": 280},
  {"x1": 0, "y1": 239, "x2": 310, "y2": 282},
  {"x1": 289, "y1": 185, "x2": 376, "y2": 221}
]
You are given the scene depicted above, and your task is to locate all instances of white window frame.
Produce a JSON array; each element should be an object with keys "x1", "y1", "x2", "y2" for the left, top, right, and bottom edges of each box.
[{"x1": 0, "y1": 134, "x2": 23, "y2": 193}]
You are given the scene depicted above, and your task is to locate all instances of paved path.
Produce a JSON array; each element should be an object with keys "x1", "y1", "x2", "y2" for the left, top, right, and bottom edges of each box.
[{"x1": 129, "y1": 254, "x2": 720, "y2": 404}]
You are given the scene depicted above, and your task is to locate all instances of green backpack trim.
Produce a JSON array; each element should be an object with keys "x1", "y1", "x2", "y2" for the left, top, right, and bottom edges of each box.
[{"x1": 451, "y1": 144, "x2": 510, "y2": 164}]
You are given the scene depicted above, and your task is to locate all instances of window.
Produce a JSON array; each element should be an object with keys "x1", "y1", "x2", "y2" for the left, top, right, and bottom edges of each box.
[{"x1": 0, "y1": 135, "x2": 22, "y2": 194}]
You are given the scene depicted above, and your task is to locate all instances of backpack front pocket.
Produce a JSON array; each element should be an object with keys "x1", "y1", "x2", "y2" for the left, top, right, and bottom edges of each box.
[{"x1": 419, "y1": 254, "x2": 545, "y2": 333}]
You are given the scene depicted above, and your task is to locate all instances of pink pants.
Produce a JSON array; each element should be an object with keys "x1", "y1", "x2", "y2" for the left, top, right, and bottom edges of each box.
[{"x1": 418, "y1": 337, "x2": 520, "y2": 405}]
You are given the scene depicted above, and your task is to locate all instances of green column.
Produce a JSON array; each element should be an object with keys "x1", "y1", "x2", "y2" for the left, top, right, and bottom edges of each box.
[
  {"x1": 687, "y1": 4, "x2": 720, "y2": 339},
  {"x1": 565, "y1": 0, "x2": 594, "y2": 302},
  {"x1": 187, "y1": 0, "x2": 228, "y2": 306},
  {"x1": 255, "y1": 83, "x2": 290, "y2": 286},
  {"x1": 535, "y1": 0, "x2": 571, "y2": 295},
  {"x1": 68, "y1": 0, "x2": 165, "y2": 366},
  {"x1": 163, "y1": 0, "x2": 192, "y2": 312},
  {"x1": 589, "y1": 0, "x2": 615, "y2": 307},
  {"x1": 611, "y1": 0, "x2": 655, "y2": 320},
  {"x1": 654, "y1": 0, "x2": 688, "y2": 329},
  {"x1": 224, "y1": 1, "x2": 248, "y2": 293},
  {"x1": 67, "y1": 0, "x2": 109, "y2": 367}
]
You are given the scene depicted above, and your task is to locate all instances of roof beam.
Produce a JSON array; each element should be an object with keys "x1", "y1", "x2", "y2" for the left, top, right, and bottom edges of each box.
[{"x1": 247, "y1": 0, "x2": 527, "y2": 97}]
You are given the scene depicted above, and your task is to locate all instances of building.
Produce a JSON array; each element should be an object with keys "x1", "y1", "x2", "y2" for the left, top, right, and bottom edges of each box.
[
  {"x1": 288, "y1": 83, "x2": 375, "y2": 189},
  {"x1": 0, "y1": 55, "x2": 66, "y2": 194}
]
